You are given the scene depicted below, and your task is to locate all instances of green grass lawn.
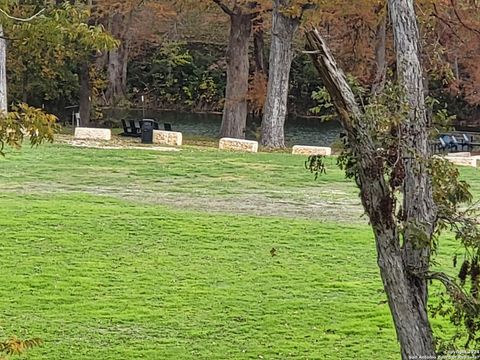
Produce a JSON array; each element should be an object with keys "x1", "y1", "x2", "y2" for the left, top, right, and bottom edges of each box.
[{"x1": 0, "y1": 141, "x2": 478, "y2": 359}]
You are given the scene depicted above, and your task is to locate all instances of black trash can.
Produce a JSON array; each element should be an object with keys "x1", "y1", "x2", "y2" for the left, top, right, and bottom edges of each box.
[{"x1": 141, "y1": 119, "x2": 154, "y2": 144}]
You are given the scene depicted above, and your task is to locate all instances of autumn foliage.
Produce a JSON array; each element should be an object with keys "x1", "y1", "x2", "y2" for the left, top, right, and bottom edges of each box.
[{"x1": 0, "y1": 337, "x2": 42, "y2": 359}]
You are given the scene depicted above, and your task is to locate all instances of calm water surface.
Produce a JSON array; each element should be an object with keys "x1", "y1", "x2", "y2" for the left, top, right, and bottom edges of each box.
[{"x1": 106, "y1": 109, "x2": 342, "y2": 147}]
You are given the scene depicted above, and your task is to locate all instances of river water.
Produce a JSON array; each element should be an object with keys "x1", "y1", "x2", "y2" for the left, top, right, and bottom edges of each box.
[{"x1": 106, "y1": 109, "x2": 342, "y2": 146}]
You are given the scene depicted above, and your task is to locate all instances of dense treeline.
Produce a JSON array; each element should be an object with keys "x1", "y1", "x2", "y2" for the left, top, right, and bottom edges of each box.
[
  {"x1": 4, "y1": 0, "x2": 480, "y2": 131},
  {"x1": 127, "y1": 42, "x2": 322, "y2": 116},
  {"x1": 8, "y1": 35, "x2": 476, "y2": 124}
]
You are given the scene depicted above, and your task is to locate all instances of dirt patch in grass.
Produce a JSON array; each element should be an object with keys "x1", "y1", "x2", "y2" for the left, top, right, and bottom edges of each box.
[
  {"x1": 120, "y1": 189, "x2": 364, "y2": 223},
  {"x1": 6, "y1": 181, "x2": 365, "y2": 223},
  {"x1": 3, "y1": 140, "x2": 365, "y2": 222}
]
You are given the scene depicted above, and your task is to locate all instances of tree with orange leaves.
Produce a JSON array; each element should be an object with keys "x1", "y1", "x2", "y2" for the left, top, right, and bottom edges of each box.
[{"x1": 426, "y1": 0, "x2": 480, "y2": 107}]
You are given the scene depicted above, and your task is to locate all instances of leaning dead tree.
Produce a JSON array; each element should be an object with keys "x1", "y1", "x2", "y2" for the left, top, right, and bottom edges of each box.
[
  {"x1": 306, "y1": 0, "x2": 436, "y2": 358},
  {"x1": 306, "y1": 0, "x2": 480, "y2": 357}
]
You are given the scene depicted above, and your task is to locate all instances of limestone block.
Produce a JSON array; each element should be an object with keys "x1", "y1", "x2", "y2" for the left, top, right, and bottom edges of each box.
[
  {"x1": 447, "y1": 152, "x2": 471, "y2": 157},
  {"x1": 152, "y1": 130, "x2": 182, "y2": 146},
  {"x1": 219, "y1": 138, "x2": 258, "y2": 153},
  {"x1": 445, "y1": 155, "x2": 480, "y2": 168},
  {"x1": 74, "y1": 127, "x2": 111, "y2": 141},
  {"x1": 292, "y1": 145, "x2": 332, "y2": 156}
]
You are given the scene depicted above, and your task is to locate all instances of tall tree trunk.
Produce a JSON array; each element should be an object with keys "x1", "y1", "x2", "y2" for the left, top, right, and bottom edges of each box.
[
  {"x1": 251, "y1": 24, "x2": 266, "y2": 121},
  {"x1": 105, "y1": 45, "x2": 127, "y2": 106},
  {"x1": 79, "y1": 62, "x2": 91, "y2": 126},
  {"x1": 22, "y1": 71, "x2": 28, "y2": 103},
  {"x1": 105, "y1": 12, "x2": 129, "y2": 106},
  {"x1": 389, "y1": 0, "x2": 436, "y2": 355},
  {"x1": 376, "y1": 233, "x2": 436, "y2": 360},
  {"x1": 253, "y1": 17, "x2": 266, "y2": 74},
  {"x1": 219, "y1": 11, "x2": 252, "y2": 139},
  {"x1": 260, "y1": 0, "x2": 299, "y2": 148},
  {"x1": 306, "y1": 0, "x2": 437, "y2": 353},
  {"x1": 0, "y1": 24, "x2": 7, "y2": 112},
  {"x1": 372, "y1": 14, "x2": 387, "y2": 95}
]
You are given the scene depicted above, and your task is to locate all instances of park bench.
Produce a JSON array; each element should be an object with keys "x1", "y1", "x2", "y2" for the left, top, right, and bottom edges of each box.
[
  {"x1": 457, "y1": 134, "x2": 480, "y2": 151},
  {"x1": 439, "y1": 135, "x2": 458, "y2": 152},
  {"x1": 121, "y1": 119, "x2": 168, "y2": 137},
  {"x1": 435, "y1": 134, "x2": 480, "y2": 153},
  {"x1": 121, "y1": 119, "x2": 141, "y2": 137}
]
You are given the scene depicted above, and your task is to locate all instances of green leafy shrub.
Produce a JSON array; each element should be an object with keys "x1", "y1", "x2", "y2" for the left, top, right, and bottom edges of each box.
[{"x1": 128, "y1": 41, "x2": 225, "y2": 112}]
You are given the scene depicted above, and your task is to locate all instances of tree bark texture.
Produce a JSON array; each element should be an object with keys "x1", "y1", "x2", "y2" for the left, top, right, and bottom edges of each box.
[
  {"x1": 104, "y1": 12, "x2": 130, "y2": 106},
  {"x1": 389, "y1": 0, "x2": 437, "y2": 356},
  {"x1": 306, "y1": 15, "x2": 436, "y2": 358},
  {"x1": 219, "y1": 9, "x2": 252, "y2": 139},
  {"x1": 105, "y1": 46, "x2": 127, "y2": 105},
  {"x1": 260, "y1": 0, "x2": 300, "y2": 148},
  {"x1": 253, "y1": 16, "x2": 266, "y2": 74},
  {"x1": 0, "y1": 24, "x2": 7, "y2": 112},
  {"x1": 79, "y1": 62, "x2": 91, "y2": 126},
  {"x1": 372, "y1": 14, "x2": 387, "y2": 95}
]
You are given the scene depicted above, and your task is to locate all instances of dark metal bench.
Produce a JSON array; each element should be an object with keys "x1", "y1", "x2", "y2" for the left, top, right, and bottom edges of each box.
[
  {"x1": 121, "y1": 119, "x2": 161, "y2": 137},
  {"x1": 432, "y1": 133, "x2": 480, "y2": 153}
]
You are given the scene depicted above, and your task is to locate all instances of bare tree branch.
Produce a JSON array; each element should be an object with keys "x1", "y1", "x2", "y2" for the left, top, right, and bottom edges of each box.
[
  {"x1": 427, "y1": 271, "x2": 478, "y2": 313},
  {"x1": 212, "y1": 0, "x2": 234, "y2": 16},
  {"x1": 0, "y1": 8, "x2": 45, "y2": 22},
  {"x1": 450, "y1": 0, "x2": 480, "y2": 37},
  {"x1": 430, "y1": 3, "x2": 464, "y2": 43}
]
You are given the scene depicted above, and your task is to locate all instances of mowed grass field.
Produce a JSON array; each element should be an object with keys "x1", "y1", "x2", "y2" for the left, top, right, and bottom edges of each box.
[{"x1": 1, "y1": 141, "x2": 479, "y2": 359}]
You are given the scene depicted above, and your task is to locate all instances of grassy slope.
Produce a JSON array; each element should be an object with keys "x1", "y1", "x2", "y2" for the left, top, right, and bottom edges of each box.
[
  {"x1": 1, "y1": 142, "x2": 478, "y2": 359},
  {"x1": 1, "y1": 144, "x2": 361, "y2": 221}
]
